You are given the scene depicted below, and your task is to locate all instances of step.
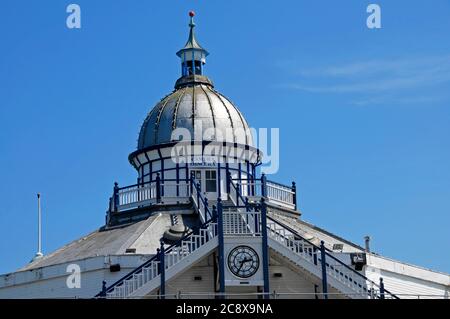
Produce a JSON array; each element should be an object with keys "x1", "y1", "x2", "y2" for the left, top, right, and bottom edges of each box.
[
  {"x1": 267, "y1": 221, "x2": 370, "y2": 299},
  {"x1": 106, "y1": 222, "x2": 218, "y2": 299}
]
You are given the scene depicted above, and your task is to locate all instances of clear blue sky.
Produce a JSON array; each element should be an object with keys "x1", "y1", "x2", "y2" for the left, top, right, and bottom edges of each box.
[{"x1": 1, "y1": 1, "x2": 449, "y2": 275}]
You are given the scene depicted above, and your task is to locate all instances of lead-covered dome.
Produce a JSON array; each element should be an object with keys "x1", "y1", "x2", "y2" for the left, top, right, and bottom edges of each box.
[{"x1": 137, "y1": 76, "x2": 252, "y2": 150}]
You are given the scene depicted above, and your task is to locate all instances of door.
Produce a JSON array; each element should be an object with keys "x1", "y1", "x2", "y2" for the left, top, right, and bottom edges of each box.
[
  {"x1": 204, "y1": 169, "x2": 217, "y2": 200},
  {"x1": 191, "y1": 169, "x2": 218, "y2": 201}
]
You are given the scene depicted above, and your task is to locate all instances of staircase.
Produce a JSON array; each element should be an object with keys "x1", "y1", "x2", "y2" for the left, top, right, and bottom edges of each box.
[
  {"x1": 98, "y1": 175, "x2": 398, "y2": 299},
  {"x1": 226, "y1": 177, "x2": 397, "y2": 299},
  {"x1": 266, "y1": 216, "x2": 398, "y2": 299},
  {"x1": 101, "y1": 221, "x2": 217, "y2": 298},
  {"x1": 98, "y1": 178, "x2": 218, "y2": 299}
]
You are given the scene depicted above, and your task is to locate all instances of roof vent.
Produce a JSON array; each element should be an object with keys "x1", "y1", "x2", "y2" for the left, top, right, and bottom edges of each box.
[{"x1": 364, "y1": 236, "x2": 371, "y2": 252}]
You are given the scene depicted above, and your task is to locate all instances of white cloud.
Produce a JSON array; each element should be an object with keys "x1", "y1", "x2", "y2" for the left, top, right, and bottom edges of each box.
[{"x1": 279, "y1": 55, "x2": 450, "y2": 104}]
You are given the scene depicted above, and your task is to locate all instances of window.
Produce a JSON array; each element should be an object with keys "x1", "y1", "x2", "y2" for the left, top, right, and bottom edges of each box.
[
  {"x1": 205, "y1": 170, "x2": 217, "y2": 192},
  {"x1": 192, "y1": 170, "x2": 202, "y2": 183}
]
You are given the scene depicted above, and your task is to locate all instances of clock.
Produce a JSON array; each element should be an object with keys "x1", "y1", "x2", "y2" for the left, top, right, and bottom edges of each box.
[{"x1": 227, "y1": 245, "x2": 260, "y2": 278}]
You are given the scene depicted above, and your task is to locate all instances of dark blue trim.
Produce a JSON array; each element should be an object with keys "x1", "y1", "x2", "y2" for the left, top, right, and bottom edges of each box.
[
  {"x1": 292, "y1": 182, "x2": 297, "y2": 211},
  {"x1": 159, "y1": 241, "x2": 166, "y2": 299},
  {"x1": 260, "y1": 198, "x2": 270, "y2": 299},
  {"x1": 139, "y1": 166, "x2": 255, "y2": 192},
  {"x1": 225, "y1": 163, "x2": 230, "y2": 195},
  {"x1": 158, "y1": 149, "x2": 165, "y2": 196},
  {"x1": 320, "y1": 241, "x2": 328, "y2": 299},
  {"x1": 217, "y1": 162, "x2": 221, "y2": 198},
  {"x1": 238, "y1": 163, "x2": 242, "y2": 187},
  {"x1": 261, "y1": 174, "x2": 267, "y2": 197},
  {"x1": 156, "y1": 173, "x2": 161, "y2": 203},
  {"x1": 379, "y1": 277, "x2": 385, "y2": 299},
  {"x1": 149, "y1": 160, "x2": 153, "y2": 182},
  {"x1": 176, "y1": 163, "x2": 180, "y2": 196},
  {"x1": 139, "y1": 164, "x2": 254, "y2": 179},
  {"x1": 246, "y1": 161, "x2": 251, "y2": 195},
  {"x1": 113, "y1": 183, "x2": 119, "y2": 213},
  {"x1": 128, "y1": 141, "x2": 262, "y2": 170},
  {"x1": 217, "y1": 199, "x2": 225, "y2": 297}
]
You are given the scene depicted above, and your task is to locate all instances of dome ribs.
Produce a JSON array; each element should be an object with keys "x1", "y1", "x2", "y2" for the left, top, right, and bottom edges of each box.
[
  {"x1": 137, "y1": 83, "x2": 253, "y2": 149},
  {"x1": 154, "y1": 92, "x2": 176, "y2": 145},
  {"x1": 199, "y1": 84, "x2": 216, "y2": 132},
  {"x1": 191, "y1": 85, "x2": 196, "y2": 129},
  {"x1": 171, "y1": 87, "x2": 187, "y2": 131},
  {"x1": 219, "y1": 93, "x2": 250, "y2": 145},
  {"x1": 207, "y1": 85, "x2": 236, "y2": 143},
  {"x1": 139, "y1": 94, "x2": 170, "y2": 149}
]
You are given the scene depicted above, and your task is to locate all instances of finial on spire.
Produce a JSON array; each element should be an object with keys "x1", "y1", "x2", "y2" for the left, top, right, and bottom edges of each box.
[{"x1": 189, "y1": 11, "x2": 195, "y2": 27}]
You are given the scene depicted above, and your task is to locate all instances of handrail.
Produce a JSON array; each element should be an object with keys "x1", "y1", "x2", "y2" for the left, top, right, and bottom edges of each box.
[
  {"x1": 231, "y1": 178, "x2": 293, "y2": 191},
  {"x1": 117, "y1": 178, "x2": 189, "y2": 192},
  {"x1": 266, "y1": 215, "x2": 399, "y2": 299},
  {"x1": 190, "y1": 176, "x2": 213, "y2": 222},
  {"x1": 267, "y1": 179, "x2": 293, "y2": 190},
  {"x1": 96, "y1": 216, "x2": 216, "y2": 297},
  {"x1": 99, "y1": 177, "x2": 214, "y2": 297},
  {"x1": 228, "y1": 176, "x2": 248, "y2": 207}
]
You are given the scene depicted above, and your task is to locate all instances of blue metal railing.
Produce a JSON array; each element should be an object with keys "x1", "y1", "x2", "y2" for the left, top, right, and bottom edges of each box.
[
  {"x1": 189, "y1": 174, "x2": 213, "y2": 222},
  {"x1": 110, "y1": 171, "x2": 298, "y2": 214},
  {"x1": 229, "y1": 174, "x2": 297, "y2": 210},
  {"x1": 97, "y1": 187, "x2": 217, "y2": 298},
  {"x1": 266, "y1": 215, "x2": 399, "y2": 299}
]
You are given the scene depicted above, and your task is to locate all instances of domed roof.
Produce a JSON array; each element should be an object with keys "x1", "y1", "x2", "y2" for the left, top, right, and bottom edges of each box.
[{"x1": 137, "y1": 78, "x2": 253, "y2": 150}]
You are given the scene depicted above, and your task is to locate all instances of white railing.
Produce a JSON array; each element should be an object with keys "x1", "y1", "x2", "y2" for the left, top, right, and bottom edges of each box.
[
  {"x1": 160, "y1": 182, "x2": 190, "y2": 201},
  {"x1": 222, "y1": 209, "x2": 261, "y2": 236},
  {"x1": 266, "y1": 181, "x2": 296, "y2": 210},
  {"x1": 115, "y1": 177, "x2": 297, "y2": 213},
  {"x1": 117, "y1": 183, "x2": 157, "y2": 211},
  {"x1": 267, "y1": 221, "x2": 315, "y2": 264},
  {"x1": 322, "y1": 253, "x2": 368, "y2": 296},
  {"x1": 230, "y1": 178, "x2": 296, "y2": 210},
  {"x1": 106, "y1": 222, "x2": 218, "y2": 299},
  {"x1": 267, "y1": 221, "x2": 370, "y2": 298},
  {"x1": 235, "y1": 180, "x2": 264, "y2": 198},
  {"x1": 116, "y1": 181, "x2": 191, "y2": 212}
]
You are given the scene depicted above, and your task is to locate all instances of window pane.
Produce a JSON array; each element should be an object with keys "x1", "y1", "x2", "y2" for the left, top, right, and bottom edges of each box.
[{"x1": 206, "y1": 180, "x2": 217, "y2": 192}]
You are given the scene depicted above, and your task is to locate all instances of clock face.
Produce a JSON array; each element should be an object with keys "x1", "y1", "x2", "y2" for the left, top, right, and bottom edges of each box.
[{"x1": 227, "y1": 245, "x2": 260, "y2": 279}]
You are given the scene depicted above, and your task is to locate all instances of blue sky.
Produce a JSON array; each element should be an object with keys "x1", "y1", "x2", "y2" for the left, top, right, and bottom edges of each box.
[{"x1": 0, "y1": 0, "x2": 449, "y2": 275}]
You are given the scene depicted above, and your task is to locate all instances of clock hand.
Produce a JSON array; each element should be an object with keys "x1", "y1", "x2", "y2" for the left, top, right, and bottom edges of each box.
[
  {"x1": 237, "y1": 261, "x2": 245, "y2": 272},
  {"x1": 237, "y1": 257, "x2": 252, "y2": 273}
]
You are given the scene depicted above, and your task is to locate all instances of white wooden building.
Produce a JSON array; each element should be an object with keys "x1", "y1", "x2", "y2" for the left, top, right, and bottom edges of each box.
[{"x1": 0, "y1": 12, "x2": 449, "y2": 299}]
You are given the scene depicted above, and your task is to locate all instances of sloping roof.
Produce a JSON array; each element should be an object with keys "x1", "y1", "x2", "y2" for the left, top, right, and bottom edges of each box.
[
  {"x1": 269, "y1": 211, "x2": 365, "y2": 253},
  {"x1": 20, "y1": 214, "x2": 170, "y2": 271}
]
